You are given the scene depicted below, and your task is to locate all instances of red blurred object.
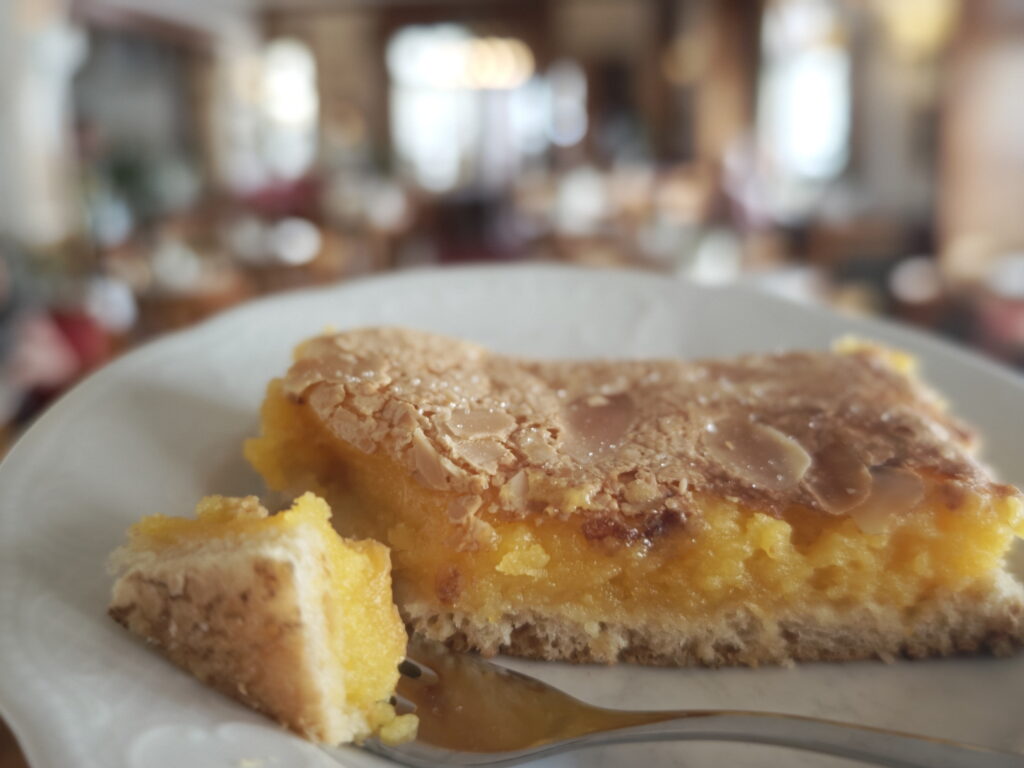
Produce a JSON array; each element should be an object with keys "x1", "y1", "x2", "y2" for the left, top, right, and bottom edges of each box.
[
  {"x1": 239, "y1": 176, "x2": 323, "y2": 222},
  {"x1": 51, "y1": 309, "x2": 113, "y2": 372},
  {"x1": 8, "y1": 313, "x2": 79, "y2": 391},
  {"x1": 6, "y1": 309, "x2": 114, "y2": 428},
  {"x1": 976, "y1": 294, "x2": 1024, "y2": 365}
]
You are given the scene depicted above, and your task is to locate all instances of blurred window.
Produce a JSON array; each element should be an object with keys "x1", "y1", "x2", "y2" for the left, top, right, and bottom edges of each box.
[
  {"x1": 387, "y1": 25, "x2": 542, "y2": 191},
  {"x1": 262, "y1": 38, "x2": 319, "y2": 180},
  {"x1": 758, "y1": 0, "x2": 851, "y2": 184},
  {"x1": 547, "y1": 59, "x2": 588, "y2": 148},
  {"x1": 387, "y1": 24, "x2": 476, "y2": 191}
]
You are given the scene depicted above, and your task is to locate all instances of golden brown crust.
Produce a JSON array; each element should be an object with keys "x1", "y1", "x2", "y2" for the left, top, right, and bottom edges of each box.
[
  {"x1": 403, "y1": 574, "x2": 1024, "y2": 667},
  {"x1": 109, "y1": 546, "x2": 357, "y2": 743},
  {"x1": 282, "y1": 327, "x2": 997, "y2": 538},
  {"x1": 109, "y1": 528, "x2": 376, "y2": 745}
]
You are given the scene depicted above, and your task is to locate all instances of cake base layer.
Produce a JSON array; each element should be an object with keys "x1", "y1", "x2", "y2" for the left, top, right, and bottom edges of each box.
[
  {"x1": 404, "y1": 573, "x2": 1024, "y2": 666},
  {"x1": 110, "y1": 548, "x2": 345, "y2": 738}
]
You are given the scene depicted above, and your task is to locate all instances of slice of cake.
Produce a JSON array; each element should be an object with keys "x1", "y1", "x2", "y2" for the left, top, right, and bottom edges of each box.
[
  {"x1": 245, "y1": 327, "x2": 1024, "y2": 666},
  {"x1": 108, "y1": 492, "x2": 417, "y2": 744}
]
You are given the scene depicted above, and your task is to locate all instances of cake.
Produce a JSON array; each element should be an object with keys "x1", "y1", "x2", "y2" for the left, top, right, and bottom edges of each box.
[
  {"x1": 107, "y1": 492, "x2": 417, "y2": 744},
  {"x1": 245, "y1": 327, "x2": 1024, "y2": 666}
]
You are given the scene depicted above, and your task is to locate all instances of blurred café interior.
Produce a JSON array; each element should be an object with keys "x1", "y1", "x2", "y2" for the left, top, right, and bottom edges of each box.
[{"x1": 2, "y1": 0, "x2": 1024, "y2": 453}]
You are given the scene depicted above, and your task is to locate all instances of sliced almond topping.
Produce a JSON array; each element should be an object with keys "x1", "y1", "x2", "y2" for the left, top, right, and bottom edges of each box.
[
  {"x1": 452, "y1": 438, "x2": 508, "y2": 475},
  {"x1": 447, "y1": 409, "x2": 517, "y2": 439},
  {"x1": 848, "y1": 467, "x2": 925, "y2": 534},
  {"x1": 804, "y1": 441, "x2": 873, "y2": 513},
  {"x1": 382, "y1": 400, "x2": 419, "y2": 431},
  {"x1": 410, "y1": 428, "x2": 450, "y2": 491},
  {"x1": 466, "y1": 474, "x2": 489, "y2": 494},
  {"x1": 519, "y1": 427, "x2": 557, "y2": 465},
  {"x1": 312, "y1": 387, "x2": 379, "y2": 453},
  {"x1": 307, "y1": 382, "x2": 346, "y2": 414},
  {"x1": 499, "y1": 469, "x2": 530, "y2": 510},
  {"x1": 703, "y1": 418, "x2": 812, "y2": 492},
  {"x1": 349, "y1": 393, "x2": 386, "y2": 416},
  {"x1": 439, "y1": 455, "x2": 470, "y2": 484}
]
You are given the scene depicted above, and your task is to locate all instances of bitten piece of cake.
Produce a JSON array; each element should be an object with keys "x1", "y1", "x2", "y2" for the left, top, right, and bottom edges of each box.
[{"x1": 108, "y1": 492, "x2": 417, "y2": 745}]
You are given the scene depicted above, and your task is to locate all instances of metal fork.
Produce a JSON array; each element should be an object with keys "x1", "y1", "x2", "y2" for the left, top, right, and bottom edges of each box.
[{"x1": 349, "y1": 639, "x2": 1024, "y2": 768}]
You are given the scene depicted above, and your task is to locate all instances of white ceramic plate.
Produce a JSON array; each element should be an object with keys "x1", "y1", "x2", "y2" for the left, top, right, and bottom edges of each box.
[{"x1": 2, "y1": 265, "x2": 1023, "y2": 768}]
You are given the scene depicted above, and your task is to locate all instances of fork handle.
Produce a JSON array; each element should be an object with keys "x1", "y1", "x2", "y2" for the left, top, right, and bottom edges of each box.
[{"x1": 576, "y1": 710, "x2": 1023, "y2": 768}]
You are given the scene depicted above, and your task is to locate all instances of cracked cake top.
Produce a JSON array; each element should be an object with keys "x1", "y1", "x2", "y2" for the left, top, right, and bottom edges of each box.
[{"x1": 280, "y1": 327, "x2": 1007, "y2": 540}]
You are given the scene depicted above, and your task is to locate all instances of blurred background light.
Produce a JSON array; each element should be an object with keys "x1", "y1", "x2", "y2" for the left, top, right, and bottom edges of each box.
[
  {"x1": 1, "y1": 0, "x2": 1024, "y2": 467},
  {"x1": 261, "y1": 38, "x2": 318, "y2": 179},
  {"x1": 874, "y1": 0, "x2": 960, "y2": 62}
]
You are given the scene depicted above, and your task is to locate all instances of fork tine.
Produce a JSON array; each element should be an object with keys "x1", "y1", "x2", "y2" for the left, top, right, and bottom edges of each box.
[
  {"x1": 391, "y1": 692, "x2": 417, "y2": 716},
  {"x1": 398, "y1": 657, "x2": 439, "y2": 685}
]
